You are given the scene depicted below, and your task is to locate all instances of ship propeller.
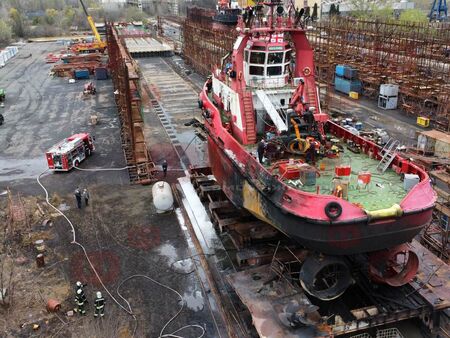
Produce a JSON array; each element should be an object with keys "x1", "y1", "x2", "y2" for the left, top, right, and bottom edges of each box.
[
  {"x1": 368, "y1": 244, "x2": 419, "y2": 286},
  {"x1": 276, "y1": 299, "x2": 320, "y2": 328},
  {"x1": 299, "y1": 254, "x2": 352, "y2": 301}
]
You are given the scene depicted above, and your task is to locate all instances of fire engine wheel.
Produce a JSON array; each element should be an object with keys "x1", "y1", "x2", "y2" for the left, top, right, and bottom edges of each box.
[{"x1": 74, "y1": 160, "x2": 80, "y2": 168}]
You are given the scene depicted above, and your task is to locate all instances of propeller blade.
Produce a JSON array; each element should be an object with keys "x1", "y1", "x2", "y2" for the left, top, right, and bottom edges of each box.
[
  {"x1": 304, "y1": 304, "x2": 320, "y2": 314},
  {"x1": 278, "y1": 312, "x2": 294, "y2": 327},
  {"x1": 285, "y1": 299, "x2": 301, "y2": 314}
]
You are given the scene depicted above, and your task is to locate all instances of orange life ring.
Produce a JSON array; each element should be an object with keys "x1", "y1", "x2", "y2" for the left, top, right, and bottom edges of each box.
[{"x1": 303, "y1": 67, "x2": 311, "y2": 76}]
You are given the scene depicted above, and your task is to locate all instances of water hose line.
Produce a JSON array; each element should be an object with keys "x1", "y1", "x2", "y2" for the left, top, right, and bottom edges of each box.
[{"x1": 37, "y1": 168, "x2": 205, "y2": 338}]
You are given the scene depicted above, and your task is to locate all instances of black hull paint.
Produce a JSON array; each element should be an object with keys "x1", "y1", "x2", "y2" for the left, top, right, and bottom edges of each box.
[{"x1": 208, "y1": 136, "x2": 433, "y2": 255}]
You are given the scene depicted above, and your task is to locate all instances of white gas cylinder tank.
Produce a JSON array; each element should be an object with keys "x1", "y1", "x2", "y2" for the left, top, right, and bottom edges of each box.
[{"x1": 152, "y1": 181, "x2": 174, "y2": 213}]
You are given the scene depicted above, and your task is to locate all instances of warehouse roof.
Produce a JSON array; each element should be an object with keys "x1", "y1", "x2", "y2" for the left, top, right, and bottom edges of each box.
[{"x1": 420, "y1": 130, "x2": 450, "y2": 144}]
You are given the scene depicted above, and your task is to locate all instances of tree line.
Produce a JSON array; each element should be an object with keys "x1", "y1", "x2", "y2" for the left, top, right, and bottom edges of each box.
[{"x1": 0, "y1": 0, "x2": 150, "y2": 45}]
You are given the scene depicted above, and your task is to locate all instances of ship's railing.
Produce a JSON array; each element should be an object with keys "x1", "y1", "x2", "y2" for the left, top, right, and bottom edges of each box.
[{"x1": 246, "y1": 76, "x2": 291, "y2": 89}]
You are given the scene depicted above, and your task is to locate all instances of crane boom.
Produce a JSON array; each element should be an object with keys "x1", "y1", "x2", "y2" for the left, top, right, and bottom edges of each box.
[{"x1": 79, "y1": 0, "x2": 103, "y2": 44}]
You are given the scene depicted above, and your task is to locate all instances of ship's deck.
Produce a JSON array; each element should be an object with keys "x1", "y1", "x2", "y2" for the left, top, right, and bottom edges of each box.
[
  {"x1": 205, "y1": 91, "x2": 409, "y2": 211},
  {"x1": 247, "y1": 144, "x2": 409, "y2": 212}
]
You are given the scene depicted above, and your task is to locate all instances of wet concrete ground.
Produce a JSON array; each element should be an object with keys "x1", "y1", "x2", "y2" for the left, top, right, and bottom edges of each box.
[
  {"x1": 139, "y1": 56, "x2": 208, "y2": 170},
  {"x1": 0, "y1": 43, "x2": 218, "y2": 337}
]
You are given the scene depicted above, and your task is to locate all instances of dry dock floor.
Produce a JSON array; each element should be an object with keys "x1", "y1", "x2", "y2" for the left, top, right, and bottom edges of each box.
[{"x1": 0, "y1": 43, "x2": 217, "y2": 337}]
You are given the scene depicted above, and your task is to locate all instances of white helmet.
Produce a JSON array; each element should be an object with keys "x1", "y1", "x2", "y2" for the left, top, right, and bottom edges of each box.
[
  {"x1": 77, "y1": 289, "x2": 82, "y2": 295},
  {"x1": 96, "y1": 291, "x2": 102, "y2": 298},
  {"x1": 76, "y1": 281, "x2": 82, "y2": 287}
]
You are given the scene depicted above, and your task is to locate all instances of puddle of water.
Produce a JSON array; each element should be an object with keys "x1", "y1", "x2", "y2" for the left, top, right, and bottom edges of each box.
[
  {"x1": 0, "y1": 157, "x2": 48, "y2": 182},
  {"x1": 171, "y1": 258, "x2": 194, "y2": 274},
  {"x1": 182, "y1": 289, "x2": 204, "y2": 312},
  {"x1": 57, "y1": 203, "x2": 71, "y2": 211},
  {"x1": 175, "y1": 208, "x2": 187, "y2": 231},
  {"x1": 156, "y1": 243, "x2": 178, "y2": 263}
]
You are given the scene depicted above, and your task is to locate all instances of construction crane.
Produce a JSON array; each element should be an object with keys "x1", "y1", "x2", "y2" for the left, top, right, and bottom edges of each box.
[
  {"x1": 429, "y1": 0, "x2": 448, "y2": 21},
  {"x1": 72, "y1": 0, "x2": 107, "y2": 53}
]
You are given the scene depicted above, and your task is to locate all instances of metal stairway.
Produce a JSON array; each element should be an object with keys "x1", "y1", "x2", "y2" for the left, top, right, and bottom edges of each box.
[
  {"x1": 377, "y1": 138, "x2": 400, "y2": 173},
  {"x1": 305, "y1": 83, "x2": 319, "y2": 111},
  {"x1": 255, "y1": 89, "x2": 288, "y2": 132},
  {"x1": 242, "y1": 92, "x2": 257, "y2": 144}
]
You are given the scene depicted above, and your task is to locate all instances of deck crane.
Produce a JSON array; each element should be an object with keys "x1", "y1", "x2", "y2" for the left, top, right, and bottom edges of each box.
[{"x1": 72, "y1": 0, "x2": 107, "y2": 53}]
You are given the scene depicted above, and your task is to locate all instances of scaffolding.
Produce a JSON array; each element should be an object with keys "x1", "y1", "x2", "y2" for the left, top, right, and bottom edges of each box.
[
  {"x1": 106, "y1": 23, "x2": 157, "y2": 184},
  {"x1": 181, "y1": 13, "x2": 449, "y2": 130},
  {"x1": 182, "y1": 7, "x2": 237, "y2": 77},
  {"x1": 307, "y1": 18, "x2": 450, "y2": 131}
]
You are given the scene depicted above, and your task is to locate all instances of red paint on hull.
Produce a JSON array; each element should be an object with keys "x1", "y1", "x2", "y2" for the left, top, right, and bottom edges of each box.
[{"x1": 201, "y1": 88, "x2": 436, "y2": 255}]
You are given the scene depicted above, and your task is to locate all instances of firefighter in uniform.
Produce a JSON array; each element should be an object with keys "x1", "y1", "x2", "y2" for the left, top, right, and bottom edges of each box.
[
  {"x1": 75, "y1": 281, "x2": 86, "y2": 293},
  {"x1": 94, "y1": 291, "x2": 105, "y2": 318},
  {"x1": 74, "y1": 288, "x2": 87, "y2": 315}
]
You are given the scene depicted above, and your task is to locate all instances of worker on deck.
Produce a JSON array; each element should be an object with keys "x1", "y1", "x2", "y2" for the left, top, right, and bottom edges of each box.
[
  {"x1": 206, "y1": 76, "x2": 213, "y2": 93},
  {"x1": 257, "y1": 139, "x2": 267, "y2": 164},
  {"x1": 74, "y1": 289, "x2": 87, "y2": 315},
  {"x1": 94, "y1": 291, "x2": 105, "y2": 318},
  {"x1": 303, "y1": 107, "x2": 315, "y2": 131}
]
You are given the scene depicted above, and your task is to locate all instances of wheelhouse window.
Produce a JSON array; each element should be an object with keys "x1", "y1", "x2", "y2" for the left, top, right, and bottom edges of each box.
[
  {"x1": 252, "y1": 46, "x2": 266, "y2": 51},
  {"x1": 268, "y1": 52, "x2": 283, "y2": 64},
  {"x1": 249, "y1": 66, "x2": 264, "y2": 76},
  {"x1": 249, "y1": 52, "x2": 266, "y2": 64},
  {"x1": 267, "y1": 66, "x2": 282, "y2": 76},
  {"x1": 285, "y1": 50, "x2": 292, "y2": 63}
]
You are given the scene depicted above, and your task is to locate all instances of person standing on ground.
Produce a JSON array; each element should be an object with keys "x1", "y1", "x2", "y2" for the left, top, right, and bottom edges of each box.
[
  {"x1": 74, "y1": 187, "x2": 82, "y2": 209},
  {"x1": 75, "y1": 281, "x2": 87, "y2": 295},
  {"x1": 94, "y1": 291, "x2": 105, "y2": 318},
  {"x1": 74, "y1": 289, "x2": 87, "y2": 315},
  {"x1": 162, "y1": 159, "x2": 168, "y2": 178},
  {"x1": 82, "y1": 188, "x2": 90, "y2": 207},
  {"x1": 257, "y1": 139, "x2": 267, "y2": 164}
]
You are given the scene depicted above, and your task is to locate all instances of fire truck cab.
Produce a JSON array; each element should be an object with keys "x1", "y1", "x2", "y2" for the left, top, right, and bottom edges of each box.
[{"x1": 46, "y1": 133, "x2": 95, "y2": 171}]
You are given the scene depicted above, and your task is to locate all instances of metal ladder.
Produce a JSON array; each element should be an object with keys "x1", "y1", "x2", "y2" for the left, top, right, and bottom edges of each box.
[{"x1": 377, "y1": 138, "x2": 400, "y2": 173}]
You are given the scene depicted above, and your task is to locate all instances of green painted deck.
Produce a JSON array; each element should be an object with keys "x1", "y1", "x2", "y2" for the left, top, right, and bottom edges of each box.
[
  {"x1": 206, "y1": 89, "x2": 408, "y2": 211},
  {"x1": 279, "y1": 151, "x2": 408, "y2": 212}
]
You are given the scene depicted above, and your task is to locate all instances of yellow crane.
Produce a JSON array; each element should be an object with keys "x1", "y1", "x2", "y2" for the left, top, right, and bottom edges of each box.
[{"x1": 73, "y1": 0, "x2": 107, "y2": 53}]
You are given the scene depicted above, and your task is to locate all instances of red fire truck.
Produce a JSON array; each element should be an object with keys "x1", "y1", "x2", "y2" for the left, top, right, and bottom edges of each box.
[{"x1": 45, "y1": 133, "x2": 95, "y2": 171}]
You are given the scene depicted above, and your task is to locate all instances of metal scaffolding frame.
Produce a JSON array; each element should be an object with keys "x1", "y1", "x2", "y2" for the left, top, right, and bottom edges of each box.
[
  {"x1": 106, "y1": 23, "x2": 157, "y2": 184},
  {"x1": 180, "y1": 11, "x2": 449, "y2": 130},
  {"x1": 182, "y1": 7, "x2": 237, "y2": 77},
  {"x1": 307, "y1": 18, "x2": 450, "y2": 131}
]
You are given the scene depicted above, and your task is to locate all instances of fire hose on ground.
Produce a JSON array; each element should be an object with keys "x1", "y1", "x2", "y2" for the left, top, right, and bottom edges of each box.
[{"x1": 37, "y1": 167, "x2": 205, "y2": 338}]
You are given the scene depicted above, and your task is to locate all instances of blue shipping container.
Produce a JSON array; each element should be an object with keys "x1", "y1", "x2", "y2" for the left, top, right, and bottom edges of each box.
[
  {"x1": 344, "y1": 67, "x2": 358, "y2": 80},
  {"x1": 74, "y1": 69, "x2": 89, "y2": 79},
  {"x1": 334, "y1": 76, "x2": 362, "y2": 94},
  {"x1": 95, "y1": 67, "x2": 108, "y2": 80},
  {"x1": 335, "y1": 64, "x2": 345, "y2": 77}
]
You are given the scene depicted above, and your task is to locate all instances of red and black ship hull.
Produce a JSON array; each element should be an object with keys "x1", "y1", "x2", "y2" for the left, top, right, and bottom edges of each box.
[{"x1": 207, "y1": 134, "x2": 434, "y2": 255}]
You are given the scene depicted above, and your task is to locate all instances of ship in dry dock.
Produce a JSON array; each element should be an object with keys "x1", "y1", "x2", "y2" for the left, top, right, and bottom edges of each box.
[{"x1": 198, "y1": 0, "x2": 436, "y2": 300}]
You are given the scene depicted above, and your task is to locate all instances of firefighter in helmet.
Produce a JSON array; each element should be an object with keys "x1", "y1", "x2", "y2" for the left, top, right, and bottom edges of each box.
[
  {"x1": 94, "y1": 291, "x2": 105, "y2": 318},
  {"x1": 74, "y1": 288, "x2": 87, "y2": 315}
]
